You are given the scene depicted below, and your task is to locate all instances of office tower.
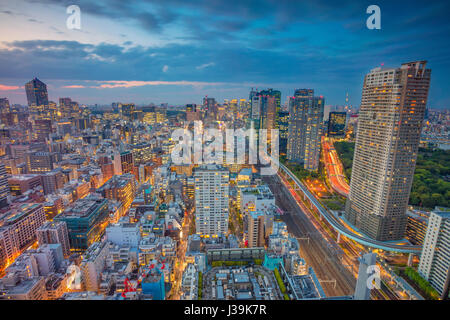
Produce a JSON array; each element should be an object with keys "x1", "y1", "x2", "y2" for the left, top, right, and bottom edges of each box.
[
  {"x1": 120, "y1": 151, "x2": 134, "y2": 174},
  {"x1": 260, "y1": 95, "x2": 277, "y2": 131},
  {"x1": 131, "y1": 143, "x2": 152, "y2": 165},
  {"x1": 155, "y1": 107, "x2": 166, "y2": 123},
  {"x1": 59, "y1": 97, "x2": 72, "y2": 118},
  {"x1": 345, "y1": 61, "x2": 431, "y2": 241},
  {"x1": 0, "y1": 163, "x2": 9, "y2": 208},
  {"x1": 277, "y1": 110, "x2": 289, "y2": 155},
  {"x1": 26, "y1": 152, "x2": 58, "y2": 174},
  {"x1": 354, "y1": 252, "x2": 377, "y2": 300},
  {"x1": 418, "y1": 207, "x2": 450, "y2": 299},
  {"x1": 41, "y1": 169, "x2": 64, "y2": 195},
  {"x1": 33, "y1": 119, "x2": 53, "y2": 141},
  {"x1": 328, "y1": 111, "x2": 347, "y2": 137},
  {"x1": 203, "y1": 97, "x2": 217, "y2": 120},
  {"x1": 193, "y1": 165, "x2": 229, "y2": 237},
  {"x1": 250, "y1": 93, "x2": 262, "y2": 128},
  {"x1": 120, "y1": 103, "x2": 136, "y2": 121},
  {"x1": 248, "y1": 211, "x2": 265, "y2": 248},
  {"x1": 287, "y1": 89, "x2": 324, "y2": 171},
  {"x1": 186, "y1": 104, "x2": 201, "y2": 122},
  {"x1": 25, "y1": 77, "x2": 49, "y2": 112},
  {"x1": 54, "y1": 198, "x2": 109, "y2": 251},
  {"x1": 0, "y1": 98, "x2": 10, "y2": 113},
  {"x1": 36, "y1": 221, "x2": 71, "y2": 258},
  {"x1": 259, "y1": 88, "x2": 281, "y2": 113}
]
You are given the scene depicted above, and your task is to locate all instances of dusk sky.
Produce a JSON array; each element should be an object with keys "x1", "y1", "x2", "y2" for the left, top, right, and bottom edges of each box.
[{"x1": 0, "y1": 0, "x2": 450, "y2": 108}]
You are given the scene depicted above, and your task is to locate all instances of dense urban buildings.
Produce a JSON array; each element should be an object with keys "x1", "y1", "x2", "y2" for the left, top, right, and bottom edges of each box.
[
  {"x1": 345, "y1": 61, "x2": 431, "y2": 241},
  {"x1": 0, "y1": 63, "x2": 447, "y2": 304}
]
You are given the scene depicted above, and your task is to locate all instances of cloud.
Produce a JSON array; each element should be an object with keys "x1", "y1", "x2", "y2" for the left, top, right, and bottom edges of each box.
[
  {"x1": 94, "y1": 80, "x2": 226, "y2": 89},
  {"x1": 62, "y1": 85, "x2": 86, "y2": 88},
  {"x1": 0, "y1": 84, "x2": 21, "y2": 90},
  {"x1": 162, "y1": 65, "x2": 169, "y2": 72},
  {"x1": 196, "y1": 62, "x2": 215, "y2": 70}
]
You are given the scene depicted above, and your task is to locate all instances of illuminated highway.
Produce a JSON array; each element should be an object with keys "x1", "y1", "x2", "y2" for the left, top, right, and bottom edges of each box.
[
  {"x1": 322, "y1": 137, "x2": 349, "y2": 197},
  {"x1": 274, "y1": 160, "x2": 422, "y2": 254}
]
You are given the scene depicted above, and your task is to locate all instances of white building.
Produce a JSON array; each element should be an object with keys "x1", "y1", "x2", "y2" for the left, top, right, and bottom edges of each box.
[
  {"x1": 240, "y1": 185, "x2": 275, "y2": 215},
  {"x1": 194, "y1": 165, "x2": 229, "y2": 237},
  {"x1": 80, "y1": 240, "x2": 110, "y2": 292},
  {"x1": 106, "y1": 221, "x2": 140, "y2": 248},
  {"x1": 418, "y1": 207, "x2": 450, "y2": 299}
]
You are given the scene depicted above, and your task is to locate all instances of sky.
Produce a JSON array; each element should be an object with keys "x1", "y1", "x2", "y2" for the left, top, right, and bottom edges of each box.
[{"x1": 0, "y1": 0, "x2": 450, "y2": 108}]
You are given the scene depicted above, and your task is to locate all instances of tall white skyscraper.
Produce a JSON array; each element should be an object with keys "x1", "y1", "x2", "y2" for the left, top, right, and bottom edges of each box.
[
  {"x1": 345, "y1": 61, "x2": 431, "y2": 241},
  {"x1": 194, "y1": 165, "x2": 229, "y2": 236},
  {"x1": 418, "y1": 207, "x2": 450, "y2": 299}
]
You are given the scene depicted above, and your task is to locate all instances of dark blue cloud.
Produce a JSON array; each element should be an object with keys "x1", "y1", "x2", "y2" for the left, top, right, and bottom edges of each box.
[{"x1": 1, "y1": 0, "x2": 449, "y2": 107}]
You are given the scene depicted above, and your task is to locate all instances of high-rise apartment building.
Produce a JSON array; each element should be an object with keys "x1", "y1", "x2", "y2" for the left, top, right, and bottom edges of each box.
[
  {"x1": 418, "y1": 207, "x2": 450, "y2": 299},
  {"x1": 345, "y1": 61, "x2": 431, "y2": 241},
  {"x1": 194, "y1": 165, "x2": 229, "y2": 237},
  {"x1": 287, "y1": 89, "x2": 324, "y2": 171}
]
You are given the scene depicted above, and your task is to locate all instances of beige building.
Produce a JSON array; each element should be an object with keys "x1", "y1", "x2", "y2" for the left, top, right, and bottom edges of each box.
[{"x1": 345, "y1": 61, "x2": 431, "y2": 241}]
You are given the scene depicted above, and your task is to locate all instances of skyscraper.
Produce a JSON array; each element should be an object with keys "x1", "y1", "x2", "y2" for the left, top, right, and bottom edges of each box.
[
  {"x1": 345, "y1": 61, "x2": 431, "y2": 241},
  {"x1": 277, "y1": 110, "x2": 289, "y2": 156},
  {"x1": 194, "y1": 165, "x2": 229, "y2": 237},
  {"x1": 25, "y1": 77, "x2": 49, "y2": 115},
  {"x1": 418, "y1": 207, "x2": 450, "y2": 299},
  {"x1": 328, "y1": 111, "x2": 347, "y2": 137},
  {"x1": 260, "y1": 95, "x2": 277, "y2": 131},
  {"x1": 287, "y1": 89, "x2": 324, "y2": 171}
]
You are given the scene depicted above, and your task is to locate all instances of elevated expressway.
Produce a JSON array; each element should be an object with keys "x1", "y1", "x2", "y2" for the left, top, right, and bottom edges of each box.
[{"x1": 276, "y1": 161, "x2": 422, "y2": 254}]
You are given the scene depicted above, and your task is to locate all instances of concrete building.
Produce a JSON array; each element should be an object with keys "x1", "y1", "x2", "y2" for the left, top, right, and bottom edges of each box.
[
  {"x1": 418, "y1": 207, "x2": 450, "y2": 299},
  {"x1": 0, "y1": 203, "x2": 46, "y2": 269},
  {"x1": 54, "y1": 198, "x2": 109, "y2": 251},
  {"x1": 80, "y1": 240, "x2": 110, "y2": 292},
  {"x1": 37, "y1": 221, "x2": 71, "y2": 258},
  {"x1": 106, "y1": 221, "x2": 140, "y2": 248},
  {"x1": 97, "y1": 174, "x2": 137, "y2": 211},
  {"x1": 248, "y1": 211, "x2": 265, "y2": 248},
  {"x1": 287, "y1": 89, "x2": 324, "y2": 171},
  {"x1": 345, "y1": 61, "x2": 431, "y2": 241},
  {"x1": 194, "y1": 165, "x2": 229, "y2": 237}
]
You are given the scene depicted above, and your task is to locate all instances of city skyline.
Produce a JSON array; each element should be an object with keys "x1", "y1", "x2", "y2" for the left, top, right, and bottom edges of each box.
[
  {"x1": 0, "y1": 0, "x2": 450, "y2": 107},
  {"x1": 0, "y1": 0, "x2": 449, "y2": 303}
]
